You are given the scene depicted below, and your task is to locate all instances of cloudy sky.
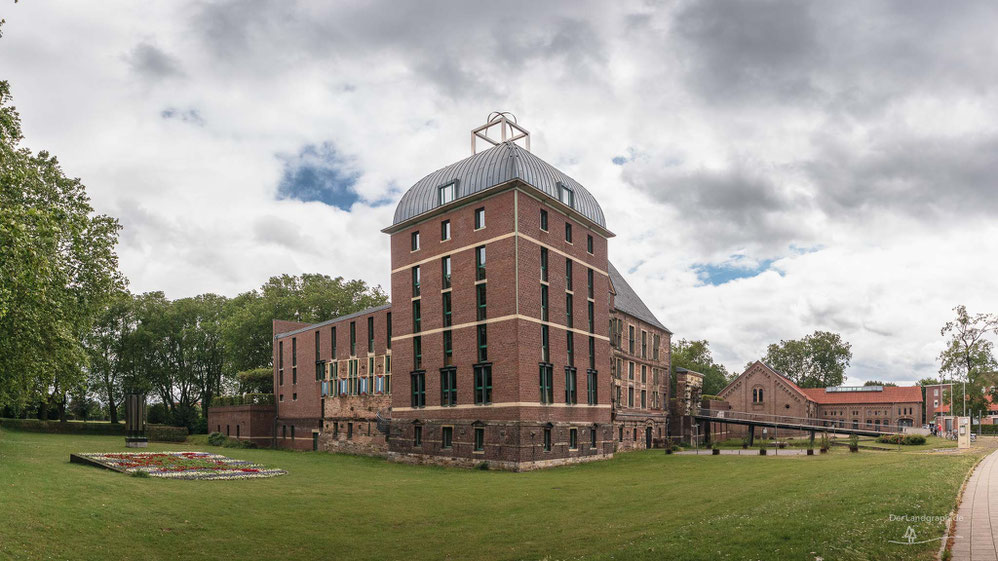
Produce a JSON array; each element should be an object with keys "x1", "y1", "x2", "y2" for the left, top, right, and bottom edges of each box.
[{"x1": 3, "y1": 1, "x2": 997, "y2": 384}]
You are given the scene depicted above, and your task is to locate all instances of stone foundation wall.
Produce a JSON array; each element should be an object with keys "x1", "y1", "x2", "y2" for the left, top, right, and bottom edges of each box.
[{"x1": 386, "y1": 450, "x2": 613, "y2": 472}]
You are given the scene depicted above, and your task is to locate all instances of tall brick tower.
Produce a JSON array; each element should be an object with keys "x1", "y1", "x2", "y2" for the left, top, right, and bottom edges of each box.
[{"x1": 382, "y1": 114, "x2": 615, "y2": 470}]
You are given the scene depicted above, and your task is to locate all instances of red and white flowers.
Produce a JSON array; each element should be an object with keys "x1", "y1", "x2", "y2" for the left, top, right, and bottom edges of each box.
[{"x1": 73, "y1": 451, "x2": 287, "y2": 480}]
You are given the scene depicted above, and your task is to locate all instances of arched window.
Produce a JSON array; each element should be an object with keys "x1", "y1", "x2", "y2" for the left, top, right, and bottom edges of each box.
[{"x1": 752, "y1": 387, "x2": 764, "y2": 403}]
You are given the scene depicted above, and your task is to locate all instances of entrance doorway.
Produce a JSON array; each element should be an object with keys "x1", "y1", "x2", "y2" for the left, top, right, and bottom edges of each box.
[
  {"x1": 312, "y1": 432, "x2": 319, "y2": 451},
  {"x1": 645, "y1": 426, "x2": 652, "y2": 448}
]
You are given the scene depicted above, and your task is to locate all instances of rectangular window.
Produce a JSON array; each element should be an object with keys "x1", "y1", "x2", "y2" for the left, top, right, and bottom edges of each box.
[
  {"x1": 412, "y1": 300, "x2": 421, "y2": 333},
  {"x1": 587, "y1": 268, "x2": 594, "y2": 299},
  {"x1": 442, "y1": 426, "x2": 453, "y2": 449},
  {"x1": 474, "y1": 207, "x2": 485, "y2": 229},
  {"x1": 443, "y1": 330, "x2": 453, "y2": 366},
  {"x1": 331, "y1": 327, "x2": 337, "y2": 358},
  {"x1": 559, "y1": 184, "x2": 574, "y2": 208},
  {"x1": 386, "y1": 313, "x2": 391, "y2": 350},
  {"x1": 441, "y1": 219, "x2": 451, "y2": 241},
  {"x1": 540, "y1": 247, "x2": 548, "y2": 282},
  {"x1": 641, "y1": 365, "x2": 647, "y2": 383},
  {"x1": 475, "y1": 245, "x2": 486, "y2": 280},
  {"x1": 411, "y1": 231, "x2": 420, "y2": 251},
  {"x1": 540, "y1": 209, "x2": 548, "y2": 231},
  {"x1": 540, "y1": 285, "x2": 549, "y2": 321},
  {"x1": 539, "y1": 364, "x2": 554, "y2": 404},
  {"x1": 641, "y1": 389, "x2": 647, "y2": 409},
  {"x1": 410, "y1": 371, "x2": 425, "y2": 408},
  {"x1": 628, "y1": 326, "x2": 635, "y2": 354},
  {"x1": 543, "y1": 427, "x2": 552, "y2": 451},
  {"x1": 278, "y1": 341, "x2": 284, "y2": 384},
  {"x1": 565, "y1": 367, "x2": 577, "y2": 404},
  {"x1": 474, "y1": 427, "x2": 485, "y2": 451},
  {"x1": 440, "y1": 367, "x2": 457, "y2": 407},
  {"x1": 292, "y1": 338, "x2": 297, "y2": 366},
  {"x1": 411, "y1": 266, "x2": 420, "y2": 297},
  {"x1": 315, "y1": 360, "x2": 325, "y2": 382},
  {"x1": 566, "y1": 293, "x2": 574, "y2": 328},
  {"x1": 438, "y1": 182, "x2": 455, "y2": 205},
  {"x1": 587, "y1": 234, "x2": 593, "y2": 254},
  {"x1": 628, "y1": 387, "x2": 634, "y2": 407},
  {"x1": 628, "y1": 362, "x2": 634, "y2": 380},
  {"x1": 590, "y1": 427, "x2": 597, "y2": 448},
  {"x1": 348, "y1": 359, "x2": 358, "y2": 395},
  {"x1": 653, "y1": 334, "x2": 660, "y2": 360},
  {"x1": 441, "y1": 256, "x2": 451, "y2": 288},
  {"x1": 476, "y1": 284, "x2": 487, "y2": 321},
  {"x1": 616, "y1": 385, "x2": 621, "y2": 406},
  {"x1": 588, "y1": 336, "x2": 595, "y2": 370},
  {"x1": 587, "y1": 301, "x2": 594, "y2": 333},
  {"x1": 368, "y1": 317, "x2": 375, "y2": 353},
  {"x1": 315, "y1": 331, "x2": 321, "y2": 361},
  {"x1": 350, "y1": 322, "x2": 356, "y2": 355},
  {"x1": 474, "y1": 364, "x2": 492, "y2": 405},
  {"x1": 565, "y1": 258, "x2": 573, "y2": 290},
  {"x1": 414, "y1": 425, "x2": 422, "y2": 446},
  {"x1": 477, "y1": 324, "x2": 488, "y2": 362},
  {"x1": 567, "y1": 332, "x2": 574, "y2": 367},
  {"x1": 569, "y1": 428, "x2": 578, "y2": 450},
  {"x1": 541, "y1": 325, "x2": 550, "y2": 363},
  {"x1": 641, "y1": 331, "x2": 647, "y2": 358},
  {"x1": 565, "y1": 222, "x2": 572, "y2": 243},
  {"x1": 413, "y1": 336, "x2": 422, "y2": 370},
  {"x1": 442, "y1": 292, "x2": 452, "y2": 327},
  {"x1": 587, "y1": 369, "x2": 598, "y2": 405}
]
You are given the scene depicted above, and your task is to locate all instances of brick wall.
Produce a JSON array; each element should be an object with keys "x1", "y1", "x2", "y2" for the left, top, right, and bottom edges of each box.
[{"x1": 206, "y1": 405, "x2": 275, "y2": 447}]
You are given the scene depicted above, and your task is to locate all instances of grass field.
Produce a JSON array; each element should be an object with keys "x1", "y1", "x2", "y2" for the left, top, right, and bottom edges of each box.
[{"x1": 0, "y1": 428, "x2": 992, "y2": 561}]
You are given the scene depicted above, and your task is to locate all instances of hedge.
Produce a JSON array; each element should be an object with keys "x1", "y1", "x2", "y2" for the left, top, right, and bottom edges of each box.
[
  {"x1": 0, "y1": 418, "x2": 187, "y2": 441},
  {"x1": 876, "y1": 434, "x2": 927, "y2": 445},
  {"x1": 980, "y1": 424, "x2": 998, "y2": 435},
  {"x1": 211, "y1": 393, "x2": 274, "y2": 407}
]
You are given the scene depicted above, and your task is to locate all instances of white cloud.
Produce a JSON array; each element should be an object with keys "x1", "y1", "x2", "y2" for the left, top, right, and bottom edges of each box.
[{"x1": 2, "y1": 0, "x2": 997, "y2": 383}]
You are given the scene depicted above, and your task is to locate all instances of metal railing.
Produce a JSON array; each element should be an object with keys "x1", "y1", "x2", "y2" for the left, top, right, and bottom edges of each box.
[{"x1": 694, "y1": 407, "x2": 905, "y2": 434}]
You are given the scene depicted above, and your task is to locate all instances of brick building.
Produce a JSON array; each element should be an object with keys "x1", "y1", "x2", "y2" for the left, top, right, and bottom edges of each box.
[
  {"x1": 215, "y1": 117, "x2": 674, "y2": 469},
  {"x1": 717, "y1": 361, "x2": 923, "y2": 437}
]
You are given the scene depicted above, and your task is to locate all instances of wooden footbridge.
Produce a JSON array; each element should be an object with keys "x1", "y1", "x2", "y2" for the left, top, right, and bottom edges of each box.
[{"x1": 692, "y1": 407, "x2": 906, "y2": 446}]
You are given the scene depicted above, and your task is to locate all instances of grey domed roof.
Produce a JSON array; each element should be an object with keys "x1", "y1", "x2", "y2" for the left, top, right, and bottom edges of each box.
[{"x1": 391, "y1": 142, "x2": 606, "y2": 228}]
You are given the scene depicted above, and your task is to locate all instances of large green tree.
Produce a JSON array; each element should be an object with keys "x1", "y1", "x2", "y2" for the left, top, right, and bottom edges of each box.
[
  {"x1": 223, "y1": 274, "x2": 387, "y2": 372},
  {"x1": 84, "y1": 291, "x2": 135, "y2": 423},
  {"x1": 938, "y1": 305, "x2": 998, "y2": 416},
  {"x1": 671, "y1": 339, "x2": 732, "y2": 396},
  {"x1": 0, "y1": 79, "x2": 125, "y2": 410},
  {"x1": 761, "y1": 330, "x2": 852, "y2": 389}
]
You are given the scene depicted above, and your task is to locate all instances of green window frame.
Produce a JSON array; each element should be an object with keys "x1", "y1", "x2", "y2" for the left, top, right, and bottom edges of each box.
[
  {"x1": 477, "y1": 324, "x2": 488, "y2": 363},
  {"x1": 410, "y1": 371, "x2": 425, "y2": 408},
  {"x1": 541, "y1": 325, "x2": 550, "y2": 363},
  {"x1": 587, "y1": 234, "x2": 593, "y2": 254},
  {"x1": 440, "y1": 367, "x2": 457, "y2": 407},
  {"x1": 474, "y1": 207, "x2": 485, "y2": 229},
  {"x1": 588, "y1": 336, "x2": 595, "y2": 370},
  {"x1": 368, "y1": 316, "x2": 375, "y2": 353},
  {"x1": 330, "y1": 327, "x2": 336, "y2": 358},
  {"x1": 442, "y1": 292, "x2": 452, "y2": 327},
  {"x1": 565, "y1": 367, "x2": 577, "y2": 405},
  {"x1": 442, "y1": 426, "x2": 453, "y2": 449},
  {"x1": 476, "y1": 284, "x2": 487, "y2": 321},
  {"x1": 441, "y1": 219, "x2": 450, "y2": 241},
  {"x1": 565, "y1": 258, "x2": 573, "y2": 290},
  {"x1": 566, "y1": 293, "x2": 573, "y2": 328},
  {"x1": 587, "y1": 369, "x2": 598, "y2": 405},
  {"x1": 540, "y1": 247, "x2": 548, "y2": 281},
  {"x1": 540, "y1": 208, "x2": 548, "y2": 231},
  {"x1": 411, "y1": 231, "x2": 420, "y2": 251},
  {"x1": 543, "y1": 427, "x2": 552, "y2": 451},
  {"x1": 474, "y1": 364, "x2": 492, "y2": 405},
  {"x1": 413, "y1": 424, "x2": 422, "y2": 446},
  {"x1": 569, "y1": 428, "x2": 578, "y2": 449},
  {"x1": 443, "y1": 330, "x2": 453, "y2": 366},
  {"x1": 349, "y1": 322, "x2": 356, "y2": 356},
  {"x1": 539, "y1": 364, "x2": 554, "y2": 404},
  {"x1": 412, "y1": 300, "x2": 421, "y2": 333},
  {"x1": 413, "y1": 336, "x2": 422, "y2": 370},
  {"x1": 411, "y1": 266, "x2": 420, "y2": 297},
  {"x1": 386, "y1": 313, "x2": 391, "y2": 350},
  {"x1": 475, "y1": 246, "x2": 486, "y2": 280},
  {"x1": 588, "y1": 301, "x2": 594, "y2": 333},
  {"x1": 540, "y1": 285, "x2": 548, "y2": 321},
  {"x1": 474, "y1": 427, "x2": 485, "y2": 451},
  {"x1": 587, "y1": 268, "x2": 594, "y2": 299},
  {"x1": 565, "y1": 222, "x2": 572, "y2": 243},
  {"x1": 442, "y1": 256, "x2": 452, "y2": 289},
  {"x1": 566, "y1": 332, "x2": 574, "y2": 367}
]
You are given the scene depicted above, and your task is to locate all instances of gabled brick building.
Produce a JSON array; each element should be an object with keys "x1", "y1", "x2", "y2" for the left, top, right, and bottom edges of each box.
[{"x1": 718, "y1": 361, "x2": 923, "y2": 436}]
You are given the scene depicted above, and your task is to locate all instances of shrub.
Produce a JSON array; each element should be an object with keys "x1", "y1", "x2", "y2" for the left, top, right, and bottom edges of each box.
[
  {"x1": 147, "y1": 403, "x2": 169, "y2": 425},
  {"x1": 244, "y1": 393, "x2": 275, "y2": 406},
  {"x1": 476, "y1": 461, "x2": 490, "y2": 470},
  {"x1": 877, "y1": 434, "x2": 927, "y2": 446},
  {"x1": 148, "y1": 424, "x2": 188, "y2": 442},
  {"x1": 701, "y1": 394, "x2": 723, "y2": 402},
  {"x1": 0, "y1": 418, "x2": 123, "y2": 435},
  {"x1": 237, "y1": 367, "x2": 274, "y2": 394},
  {"x1": 207, "y1": 432, "x2": 227, "y2": 446},
  {"x1": 223, "y1": 438, "x2": 256, "y2": 449},
  {"x1": 131, "y1": 470, "x2": 150, "y2": 478}
]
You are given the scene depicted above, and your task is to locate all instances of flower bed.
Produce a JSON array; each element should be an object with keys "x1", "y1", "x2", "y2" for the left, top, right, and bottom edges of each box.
[{"x1": 71, "y1": 451, "x2": 287, "y2": 480}]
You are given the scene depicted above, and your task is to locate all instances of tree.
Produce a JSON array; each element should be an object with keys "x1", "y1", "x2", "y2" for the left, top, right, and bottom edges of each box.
[
  {"x1": 863, "y1": 380, "x2": 897, "y2": 387},
  {"x1": 222, "y1": 274, "x2": 387, "y2": 372},
  {"x1": 938, "y1": 305, "x2": 998, "y2": 416},
  {"x1": 237, "y1": 368, "x2": 274, "y2": 394},
  {"x1": 762, "y1": 331, "x2": 852, "y2": 389},
  {"x1": 0, "y1": 79, "x2": 126, "y2": 410},
  {"x1": 84, "y1": 291, "x2": 135, "y2": 423},
  {"x1": 671, "y1": 339, "x2": 732, "y2": 395}
]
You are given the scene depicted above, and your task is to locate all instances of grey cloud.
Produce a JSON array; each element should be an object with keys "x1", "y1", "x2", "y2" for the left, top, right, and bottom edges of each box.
[
  {"x1": 252, "y1": 215, "x2": 312, "y2": 252},
  {"x1": 125, "y1": 42, "x2": 184, "y2": 81}
]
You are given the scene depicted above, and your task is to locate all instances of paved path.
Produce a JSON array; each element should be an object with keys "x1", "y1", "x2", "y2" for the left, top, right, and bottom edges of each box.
[
  {"x1": 674, "y1": 448, "x2": 808, "y2": 456},
  {"x1": 953, "y1": 449, "x2": 998, "y2": 561}
]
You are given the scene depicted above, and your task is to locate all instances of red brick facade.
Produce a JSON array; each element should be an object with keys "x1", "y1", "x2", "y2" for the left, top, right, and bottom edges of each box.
[{"x1": 207, "y1": 404, "x2": 276, "y2": 447}]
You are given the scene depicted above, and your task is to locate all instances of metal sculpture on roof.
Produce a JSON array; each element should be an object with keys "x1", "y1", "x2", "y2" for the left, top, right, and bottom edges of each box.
[{"x1": 471, "y1": 112, "x2": 530, "y2": 154}]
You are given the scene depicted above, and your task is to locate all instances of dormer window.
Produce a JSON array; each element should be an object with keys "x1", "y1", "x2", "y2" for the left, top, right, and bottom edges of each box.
[
  {"x1": 438, "y1": 181, "x2": 456, "y2": 205},
  {"x1": 559, "y1": 183, "x2": 574, "y2": 208}
]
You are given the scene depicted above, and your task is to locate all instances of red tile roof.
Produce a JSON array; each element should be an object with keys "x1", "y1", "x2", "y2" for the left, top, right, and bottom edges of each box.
[{"x1": 800, "y1": 385, "x2": 923, "y2": 404}]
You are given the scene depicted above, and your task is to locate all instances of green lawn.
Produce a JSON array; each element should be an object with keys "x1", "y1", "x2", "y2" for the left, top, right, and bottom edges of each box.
[{"x1": 0, "y1": 428, "x2": 991, "y2": 561}]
